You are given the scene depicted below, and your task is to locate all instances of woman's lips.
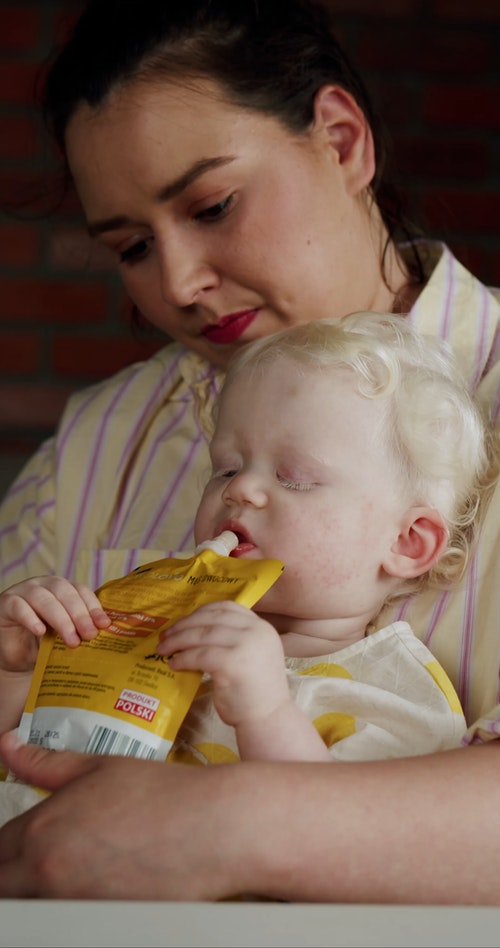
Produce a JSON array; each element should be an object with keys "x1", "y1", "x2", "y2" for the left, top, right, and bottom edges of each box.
[{"x1": 201, "y1": 309, "x2": 259, "y2": 345}]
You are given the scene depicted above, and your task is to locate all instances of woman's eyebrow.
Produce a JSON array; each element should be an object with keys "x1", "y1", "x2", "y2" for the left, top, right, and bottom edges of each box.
[{"x1": 87, "y1": 155, "x2": 236, "y2": 237}]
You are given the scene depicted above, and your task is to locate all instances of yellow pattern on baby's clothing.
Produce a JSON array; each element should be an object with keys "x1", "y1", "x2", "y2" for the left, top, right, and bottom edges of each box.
[
  {"x1": 425, "y1": 660, "x2": 464, "y2": 715},
  {"x1": 313, "y1": 713, "x2": 357, "y2": 746},
  {"x1": 296, "y1": 663, "x2": 353, "y2": 679},
  {"x1": 169, "y1": 621, "x2": 467, "y2": 764},
  {"x1": 169, "y1": 742, "x2": 239, "y2": 766}
]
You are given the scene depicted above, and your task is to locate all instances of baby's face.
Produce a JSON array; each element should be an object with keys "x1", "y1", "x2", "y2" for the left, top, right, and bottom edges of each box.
[{"x1": 195, "y1": 360, "x2": 409, "y2": 622}]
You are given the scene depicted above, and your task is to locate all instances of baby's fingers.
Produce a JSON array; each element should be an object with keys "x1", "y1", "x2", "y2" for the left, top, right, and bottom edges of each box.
[
  {"x1": 42, "y1": 580, "x2": 110, "y2": 646},
  {"x1": 0, "y1": 593, "x2": 46, "y2": 638},
  {"x1": 1, "y1": 579, "x2": 109, "y2": 648}
]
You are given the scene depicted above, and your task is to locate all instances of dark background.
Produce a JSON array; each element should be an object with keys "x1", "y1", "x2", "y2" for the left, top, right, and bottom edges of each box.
[{"x1": 1, "y1": 0, "x2": 500, "y2": 497}]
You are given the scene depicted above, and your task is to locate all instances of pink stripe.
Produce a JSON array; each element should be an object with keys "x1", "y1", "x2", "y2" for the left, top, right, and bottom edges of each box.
[
  {"x1": 3, "y1": 473, "x2": 39, "y2": 501},
  {"x1": 462, "y1": 718, "x2": 500, "y2": 746},
  {"x1": 470, "y1": 284, "x2": 492, "y2": 392},
  {"x1": 0, "y1": 502, "x2": 35, "y2": 542},
  {"x1": 62, "y1": 370, "x2": 147, "y2": 577},
  {"x1": 108, "y1": 397, "x2": 191, "y2": 545},
  {"x1": 106, "y1": 366, "x2": 188, "y2": 545},
  {"x1": 115, "y1": 351, "x2": 183, "y2": 472},
  {"x1": 439, "y1": 247, "x2": 454, "y2": 340},
  {"x1": 457, "y1": 553, "x2": 478, "y2": 721},
  {"x1": 487, "y1": 320, "x2": 500, "y2": 422},
  {"x1": 421, "y1": 589, "x2": 451, "y2": 650},
  {"x1": 141, "y1": 426, "x2": 205, "y2": 547},
  {"x1": 1, "y1": 497, "x2": 56, "y2": 581},
  {"x1": 117, "y1": 363, "x2": 219, "y2": 549}
]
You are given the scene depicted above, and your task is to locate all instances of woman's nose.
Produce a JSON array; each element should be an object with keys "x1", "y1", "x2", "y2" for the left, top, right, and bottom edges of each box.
[
  {"x1": 157, "y1": 235, "x2": 220, "y2": 307},
  {"x1": 222, "y1": 472, "x2": 268, "y2": 508}
]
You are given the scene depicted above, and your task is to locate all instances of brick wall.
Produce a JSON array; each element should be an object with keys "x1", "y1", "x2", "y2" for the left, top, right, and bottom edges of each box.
[{"x1": 1, "y1": 0, "x2": 500, "y2": 497}]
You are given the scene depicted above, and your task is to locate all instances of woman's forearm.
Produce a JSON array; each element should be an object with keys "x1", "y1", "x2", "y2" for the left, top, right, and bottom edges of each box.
[
  {"x1": 230, "y1": 743, "x2": 500, "y2": 904},
  {"x1": 0, "y1": 736, "x2": 499, "y2": 903}
]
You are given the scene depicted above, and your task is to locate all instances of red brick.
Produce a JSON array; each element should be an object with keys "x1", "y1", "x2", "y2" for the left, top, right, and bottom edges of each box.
[
  {"x1": 0, "y1": 169, "x2": 81, "y2": 218},
  {"x1": 0, "y1": 331, "x2": 39, "y2": 371},
  {"x1": 0, "y1": 115, "x2": 37, "y2": 159},
  {"x1": 435, "y1": 0, "x2": 500, "y2": 21},
  {"x1": 0, "y1": 7, "x2": 40, "y2": 51},
  {"x1": 0, "y1": 222, "x2": 41, "y2": 266},
  {"x1": 395, "y1": 137, "x2": 489, "y2": 180},
  {"x1": 322, "y1": 0, "x2": 416, "y2": 13},
  {"x1": 0, "y1": 169, "x2": 57, "y2": 217},
  {"x1": 52, "y1": 5, "x2": 81, "y2": 45},
  {"x1": 360, "y1": 30, "x2": 492, "y2": 76},
  {"x1": 49, "y1": 226, "x2": 116, "y2": 272},
  {"x1": 0, "y1": 278, "x2": 109, "y2": 322},
  {"x1": 448, "y1": 242, "x2": 492, "y2": 285},
  {"x1": 422, "y1": 190, "x2": 500, "y2": 233},
  {"x1": 425, "y1": 84, "x2": 500, "y2": 128},
  {"x1": 374, "y1": 81, "x2": 419, "y2": 126},
  {"x1": 0, "y1": 61, "x2": 41, "y2": 104},
  {"x1": 490, "y1": 252, "x2": 500, "y2": 287},
  {"x1": 0, "y1": 383, "x2": 73, "y2": 428},
  {"x1": 0, "y1": 434, "x2": 42, "y2": 453},
  {"x1": 52, "y1": 335, "x2": 165, "y2": 379},
  {"x1": 371, "y1": 79, "x2": 420, "y2": 127}
]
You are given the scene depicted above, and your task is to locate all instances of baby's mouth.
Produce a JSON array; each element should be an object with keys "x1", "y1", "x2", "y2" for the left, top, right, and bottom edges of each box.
[
  {"x1": 230, "y1": 534, "x2": 257, "y2": 558},
  {"x1": 220, "y1": 524, "x2": 256, "y2": 557}
]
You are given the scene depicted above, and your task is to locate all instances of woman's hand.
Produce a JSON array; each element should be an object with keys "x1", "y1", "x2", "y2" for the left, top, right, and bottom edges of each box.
[{"x1": 0, "y1": 731, "x2": 259, "y2": 900}]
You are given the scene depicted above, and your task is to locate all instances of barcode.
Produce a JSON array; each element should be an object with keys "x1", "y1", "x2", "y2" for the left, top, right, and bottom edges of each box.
[{"x1": 86, "y1": 725, "x2": 158, "y2": 759}]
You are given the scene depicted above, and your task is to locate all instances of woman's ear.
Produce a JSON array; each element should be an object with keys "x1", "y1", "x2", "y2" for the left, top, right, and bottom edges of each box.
[
  {"x1": 382, "y1": 507, "x2": 449, "y2": 580},
  {"x1": 311, "y1": 84, "x2": 375, "y2": 193}
]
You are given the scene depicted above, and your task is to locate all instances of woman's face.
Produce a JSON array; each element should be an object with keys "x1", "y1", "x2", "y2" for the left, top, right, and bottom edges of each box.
[{"x1": 66, "y1": 77, "x2": 395, "y2": 368}]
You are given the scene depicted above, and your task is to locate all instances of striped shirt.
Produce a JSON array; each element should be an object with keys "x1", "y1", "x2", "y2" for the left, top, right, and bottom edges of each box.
[{"x1": 1, "y1": 241, "x2": 499, "y2": 739}]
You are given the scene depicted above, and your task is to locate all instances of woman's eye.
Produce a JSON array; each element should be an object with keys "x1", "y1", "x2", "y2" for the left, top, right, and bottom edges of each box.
[
  {"x1": 278, "y1": 475, "x2": 314, "y2": 491},
  {"x1": 195, "y1": 195, "x2": 234, "y2": 223},
  {"x1": 119, "y1": 238, "x2": 152, "y2": 264}
]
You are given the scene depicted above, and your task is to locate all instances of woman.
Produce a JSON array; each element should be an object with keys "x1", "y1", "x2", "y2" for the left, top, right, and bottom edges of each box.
[{"x1": 0, "y1": 0, "x2": 499, "y2": 903}]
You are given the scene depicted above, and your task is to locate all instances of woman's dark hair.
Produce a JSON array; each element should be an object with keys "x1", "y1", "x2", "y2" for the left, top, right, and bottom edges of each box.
[{"x1": 41, "y1": 0, "x2": 424, "y2": 283}]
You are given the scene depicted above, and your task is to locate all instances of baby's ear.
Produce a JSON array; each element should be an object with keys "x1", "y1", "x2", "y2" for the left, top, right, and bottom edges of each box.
[{"x1": 382, "y1": 507, "x2": 449, "y2": 580}]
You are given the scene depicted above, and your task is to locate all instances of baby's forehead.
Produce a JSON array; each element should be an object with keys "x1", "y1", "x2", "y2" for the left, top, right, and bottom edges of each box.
[
  {"x1": 222, "y1": 355, "x2": 360, "y2": 398},
  {"x1": 215, "y1": 362, "x2": 385, "y2": 443}
]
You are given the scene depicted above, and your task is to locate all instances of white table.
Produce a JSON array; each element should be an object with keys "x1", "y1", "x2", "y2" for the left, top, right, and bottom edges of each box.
[{"x1": 2, "y1": 901, "x2": 500, "y2": 947}]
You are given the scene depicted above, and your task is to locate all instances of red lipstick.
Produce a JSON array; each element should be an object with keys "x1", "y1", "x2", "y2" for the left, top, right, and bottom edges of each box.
[{"x1": 201, "y1": 309, "x2": 259, "y2": 345}]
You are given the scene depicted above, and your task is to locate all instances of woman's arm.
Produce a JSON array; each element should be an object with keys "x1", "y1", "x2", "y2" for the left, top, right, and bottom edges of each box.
[{"x1": 0, "y1": 732, "x2": 498, "y2": 904}]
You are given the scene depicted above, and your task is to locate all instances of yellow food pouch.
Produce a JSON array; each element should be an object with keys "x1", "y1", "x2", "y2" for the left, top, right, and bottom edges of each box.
[{"x1": 17, "y1": 533, "x2": 283, "y2": 762}]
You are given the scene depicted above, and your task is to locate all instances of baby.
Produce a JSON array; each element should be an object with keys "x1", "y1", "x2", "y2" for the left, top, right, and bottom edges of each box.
[{"x1": 0, "y1": 312, "x2": 497, "y2": 793}]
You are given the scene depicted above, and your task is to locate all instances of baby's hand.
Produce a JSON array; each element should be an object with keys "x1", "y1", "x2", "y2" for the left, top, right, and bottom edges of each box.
[
  {"x1": 157, "y1": 600, "x2": 290, "y2": 728},
  {"x1": 0, "y1": 575, "x2": 110, "y2": 674}
]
